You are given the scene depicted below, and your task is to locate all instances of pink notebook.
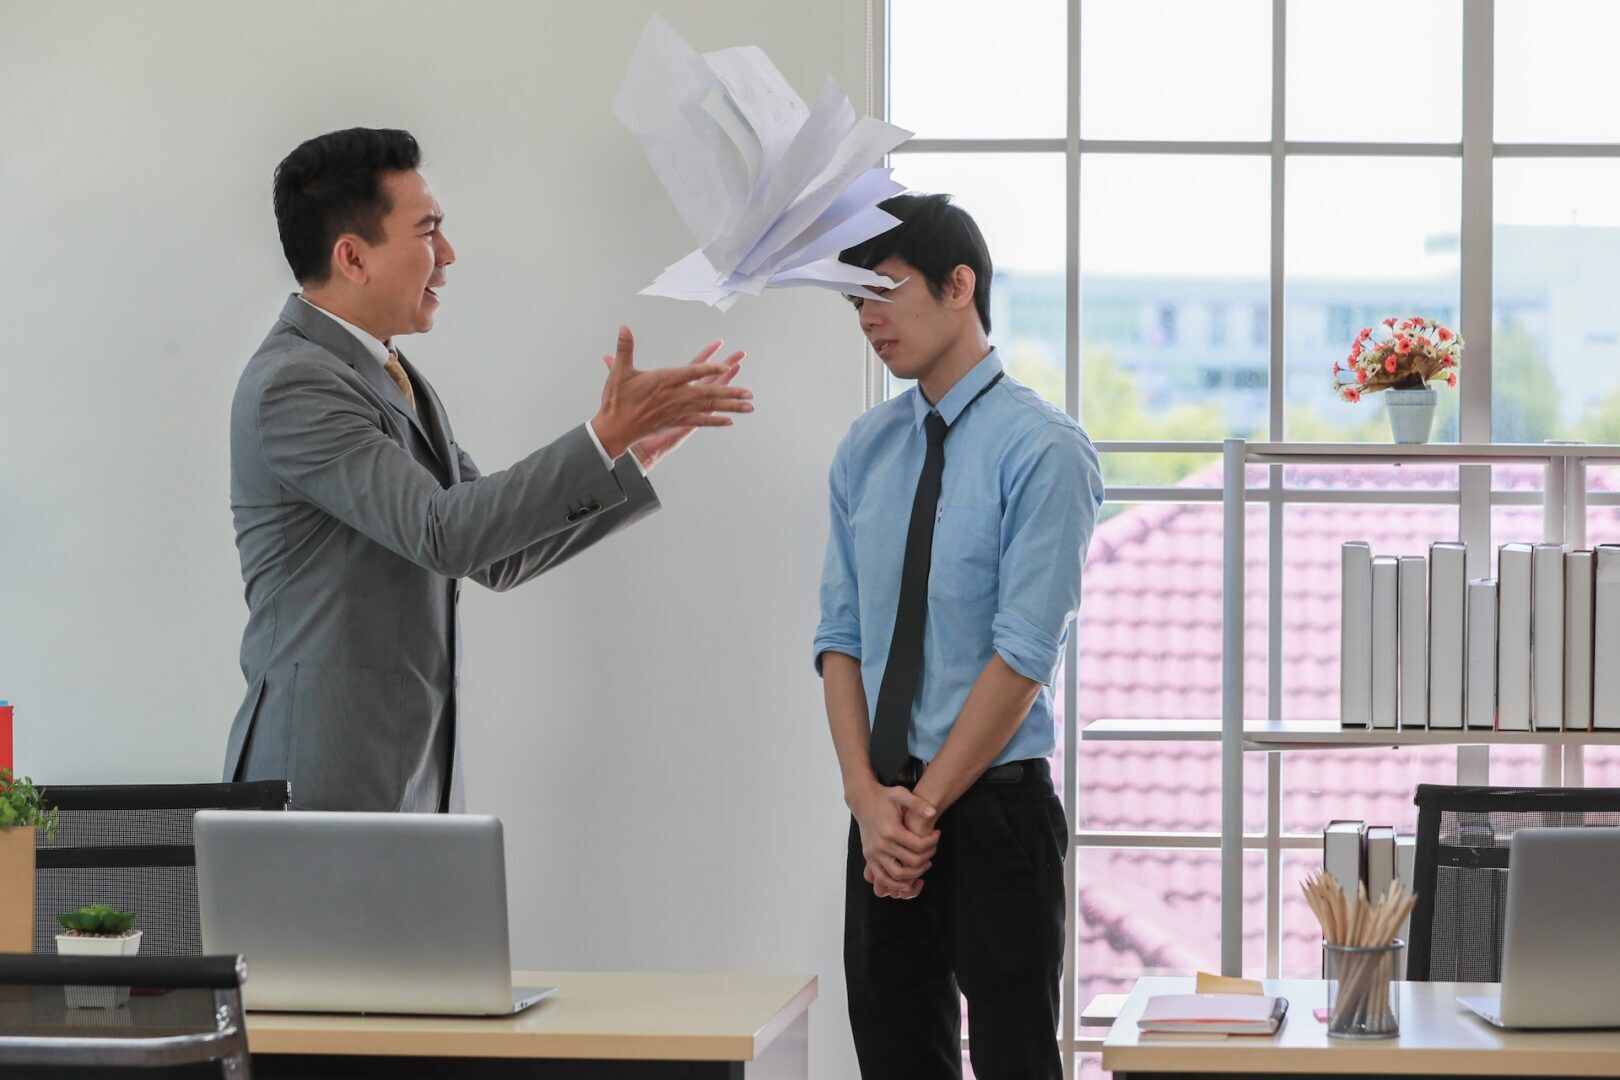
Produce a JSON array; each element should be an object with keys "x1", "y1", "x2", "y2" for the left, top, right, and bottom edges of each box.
[{"x1": 1137, "y1": 994, "x2": 1288, "y2": 1034}]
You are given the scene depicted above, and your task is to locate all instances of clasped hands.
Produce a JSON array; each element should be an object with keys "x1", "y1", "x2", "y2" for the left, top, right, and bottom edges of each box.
[{"x1": 850, "y1": 779, "x2": 940, "y2": 901}]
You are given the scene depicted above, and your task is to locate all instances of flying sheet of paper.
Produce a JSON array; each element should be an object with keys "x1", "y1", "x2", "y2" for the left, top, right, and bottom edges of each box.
[{"x1": 614, "y1": 15, "x2": 913, "y2": 309}]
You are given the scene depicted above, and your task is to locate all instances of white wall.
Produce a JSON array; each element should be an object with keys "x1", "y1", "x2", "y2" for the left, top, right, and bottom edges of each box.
[{"x1": 1, "y1": 3, "x2": 867, "y2": 1075}]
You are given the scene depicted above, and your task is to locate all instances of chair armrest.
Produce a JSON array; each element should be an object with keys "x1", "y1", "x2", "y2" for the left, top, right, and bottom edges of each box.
[{"x1": 0, "y1": 954, "x2": 246, "y2": 989}]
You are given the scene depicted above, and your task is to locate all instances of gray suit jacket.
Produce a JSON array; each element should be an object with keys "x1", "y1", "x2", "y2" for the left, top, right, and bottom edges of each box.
[{"x1": 225, "y1": 295, "x2": 658, "y2": 811}]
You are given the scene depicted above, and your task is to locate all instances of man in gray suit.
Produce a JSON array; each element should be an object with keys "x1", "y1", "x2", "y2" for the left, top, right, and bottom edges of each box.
[{"x1": 226, "y1": 127, "x2": 753, "y2": 811}]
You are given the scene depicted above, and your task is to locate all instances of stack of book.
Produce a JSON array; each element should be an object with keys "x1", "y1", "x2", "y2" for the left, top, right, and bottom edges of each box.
[
  {"x1": 1340, "y1": 540, "x2": 1619, "y2": 732},
  {"x1": 1322, "y1": 819, "x2": 1416, "y2": 976},
  {"x1": 1136, "y1": 993, "x2": 1288, "y2": 1035}
]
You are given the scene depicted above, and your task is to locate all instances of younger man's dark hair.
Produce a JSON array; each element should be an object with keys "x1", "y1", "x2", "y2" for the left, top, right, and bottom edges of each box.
[
  {"x1": 839, "y1": 192, "x2": 993, "y2": 333},
  {"x1": 273, "y1": 127, "x2": 422, "y2": 285}
]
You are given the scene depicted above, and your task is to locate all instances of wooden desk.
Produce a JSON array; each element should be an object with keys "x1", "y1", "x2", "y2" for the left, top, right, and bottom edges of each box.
[
  {"x1": 246, "y1": 970, "x2": 816, "y2": 1079},
  {"x1": 1104, "y1": 976, "x2": 1620, "y2": 1078}
]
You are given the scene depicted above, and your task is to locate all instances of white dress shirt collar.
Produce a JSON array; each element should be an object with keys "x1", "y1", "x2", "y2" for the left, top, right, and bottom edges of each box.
[{"x1": 298, "y1": 295, "x2": 392, "y2": 369}]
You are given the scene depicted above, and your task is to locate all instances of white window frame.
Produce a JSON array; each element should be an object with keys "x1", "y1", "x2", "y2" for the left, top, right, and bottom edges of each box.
[{"x1": 874, "y1": 1, "x2": 1620, "y2": 1072}]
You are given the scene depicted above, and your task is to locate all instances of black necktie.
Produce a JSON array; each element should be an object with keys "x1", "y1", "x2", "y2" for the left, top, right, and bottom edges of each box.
[
  {"x1": 869, "y1": 411, "x2": 949, "y2": 785},
  {"x1": 868, "y1": 372, "x2": 1005, "y2": 784}
]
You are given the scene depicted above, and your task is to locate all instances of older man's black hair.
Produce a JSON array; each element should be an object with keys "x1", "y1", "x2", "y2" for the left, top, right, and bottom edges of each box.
[{"x1": 273, "y1": 127, "x2": 422, "y2": 285}]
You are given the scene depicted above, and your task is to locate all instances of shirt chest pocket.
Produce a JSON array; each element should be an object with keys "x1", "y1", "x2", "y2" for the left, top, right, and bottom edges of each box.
[{"x1": 929, "y1": 503, "x2": 1001, "y2": 603}]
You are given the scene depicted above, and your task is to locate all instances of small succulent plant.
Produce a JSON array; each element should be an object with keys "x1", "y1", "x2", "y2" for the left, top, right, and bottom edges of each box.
[{"x1": 57, "y1": 904, "x2": 137, "y2": 936}]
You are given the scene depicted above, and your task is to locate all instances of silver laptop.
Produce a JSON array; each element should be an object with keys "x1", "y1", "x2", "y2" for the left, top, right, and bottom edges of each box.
[
  {"x1": 1459, "y1": 827, "x2": 1620, "y2": 1029},
  {"x1": 195, "y1": 810, "x2": 552, "y2": 1015}
]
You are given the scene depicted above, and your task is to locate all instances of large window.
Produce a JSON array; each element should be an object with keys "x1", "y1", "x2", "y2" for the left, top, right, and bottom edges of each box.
[{"x1": 884, "y1": 2, "x2": 1620, "y2": 1076}]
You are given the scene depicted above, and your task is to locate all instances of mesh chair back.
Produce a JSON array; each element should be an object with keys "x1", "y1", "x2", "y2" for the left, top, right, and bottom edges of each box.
[
  {"x1": 1406, "y1": 783, "x2": 1620, "y2": 982},
  {"x1": 33, "y1": 782, "x2": 289, "y2": 956},
  {"x1": 0, "y1": 953, "x2": 249, "y2": 1079}
]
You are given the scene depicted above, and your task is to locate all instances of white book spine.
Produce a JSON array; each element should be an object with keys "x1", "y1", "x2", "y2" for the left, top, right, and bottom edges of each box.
[
  {"x1": 1341, "y1": 542, "x2": 1373, "y2": 729},
  {"x1": 1532, "y1": 544, "x2": 1565, "y2": 731},
  {"x1": 1323, "y1": 822, "x2": 1365, "y2": 900},
  {"x1": 1466, "y1": 578, "x2": 1498, "y2": 731},
  {"x1": 1371, "y1": 557, "x2": 1400, "y2": 730},
  {"x1": 1497, "y1": 544, "x2": 1533, "y2": 731},
  {"x1": 1594, "y1": 545, "x2": 1620, "y2": 730},
  {"x1": 1566, "y1": 550, "x2": 1595, "y2": 733},
  {"x1": 1364, "y1": 826, "x2": 1397, "y2": 903},
  {"x1": 1395, "y1": 835, "x2": 1416, "y2": 978},
  {"x1": 1428, "y1": 542, "x2": 1467, "y2": 729},
  {"x1": 1399, "y1": 555, "x2": 1428, "y2": 729}
]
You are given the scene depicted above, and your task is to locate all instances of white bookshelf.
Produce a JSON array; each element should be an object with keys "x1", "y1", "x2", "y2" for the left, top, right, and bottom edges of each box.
[
  {"x1": 1207, "y1": 440, "x2": 1620, "y2": 976},
  {"x1": 1242, "y1": 441, "x2": 1620, "y2": 463},
  {"x1": 1083, "y1": 717, "x2": 1620, "y2": 751}
]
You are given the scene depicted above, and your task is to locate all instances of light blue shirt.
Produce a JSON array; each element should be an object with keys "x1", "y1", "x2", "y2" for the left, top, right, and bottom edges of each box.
[{"x1": 813, "y1": 349, "x2": 1105, "y2": 766}]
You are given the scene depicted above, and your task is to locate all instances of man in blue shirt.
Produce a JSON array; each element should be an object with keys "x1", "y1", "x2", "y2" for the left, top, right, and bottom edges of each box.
[{"x1": 814, "y1": 194, "x2": 1104, "y2": 1079}]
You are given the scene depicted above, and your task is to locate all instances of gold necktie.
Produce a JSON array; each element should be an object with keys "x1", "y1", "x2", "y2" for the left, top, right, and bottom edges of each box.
[{"x1": 383, "y1": 350, "x2": 417, "y2": 415}]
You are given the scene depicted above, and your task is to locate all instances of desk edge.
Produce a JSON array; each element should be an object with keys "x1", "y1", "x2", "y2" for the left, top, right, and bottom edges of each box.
[{"x1": 750, "y1": 975, "x2": 818, "y2": 1060}]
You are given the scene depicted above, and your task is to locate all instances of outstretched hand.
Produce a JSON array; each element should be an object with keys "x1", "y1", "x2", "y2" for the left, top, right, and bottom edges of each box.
[{"x1": 591, "y1": 326, "x2": 753, "y2": 469}]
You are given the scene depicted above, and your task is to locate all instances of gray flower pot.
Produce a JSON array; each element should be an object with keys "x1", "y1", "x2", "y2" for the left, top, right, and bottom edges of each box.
[{"x1": 1384, "y1": 387, "x2": 1438, "y2": 444}]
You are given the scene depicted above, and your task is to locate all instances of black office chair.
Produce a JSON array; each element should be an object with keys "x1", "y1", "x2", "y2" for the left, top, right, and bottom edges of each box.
[
  {"x1": 0, "y1": 953, "x2": 250, "y2": 1079},
  {"x1": 33, "y1": 782, "x2": 290, "y2": 956},
  {"x1": 1406, "y1": 783, "x2": 1620, "y2": 982}
]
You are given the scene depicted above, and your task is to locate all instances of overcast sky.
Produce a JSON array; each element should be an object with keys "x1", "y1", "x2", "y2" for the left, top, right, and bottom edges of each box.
[{"x1": 887, "y1": 0, "x2": 1620, "y2": 279}]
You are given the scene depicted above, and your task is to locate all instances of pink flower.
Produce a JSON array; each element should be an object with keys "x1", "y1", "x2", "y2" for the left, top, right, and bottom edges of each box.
[
  {"x1": 1333, "y1": 361, "x2": 1343, "y2": 373},
  {"x1": 1350, "y1": 343, "x2": 1362, "y2": 359},
  {"x1": 1357, "y1": 327, "x2": 1372, "y2": 342},
  {"x1": 1437, "y1": 327, "x2": 1454, "y2": 342},
  {"x1": 1357, "y1": 368, "x2": 1369, "y2": 385},
  {"x1": 1343, "y1": 387, "x2": 1362, "y2": 403},
  {"x1": 1447, "y1": 372, "x2": 1457, "y2": 389},
  {"x1": 1416, "y1": 336, "x2": 1431, "y2": 348},
  {"x1": 1441, "y1": 356, "x2": 1454, "y2": 367},
  {"x1": 1385, "y1": 356, "x2": 1398, "y2": 373},
  {"x1": 1396, "y1": 338, "x2": 1412, "y2": 355},
  {"x1": 1383, "y1": 317, "x2": 1397, "y2": 327}
]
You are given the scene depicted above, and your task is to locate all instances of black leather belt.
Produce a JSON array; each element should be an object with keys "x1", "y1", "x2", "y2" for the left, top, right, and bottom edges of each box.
[{"x1": 895, "y1": 756, "x2": 1040, "y2": 788}]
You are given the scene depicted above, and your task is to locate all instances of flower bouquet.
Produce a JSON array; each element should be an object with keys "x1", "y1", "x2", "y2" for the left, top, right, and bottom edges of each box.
[{"x1": 1332, "y1": 316, "x2": 1463, "y2": 444}]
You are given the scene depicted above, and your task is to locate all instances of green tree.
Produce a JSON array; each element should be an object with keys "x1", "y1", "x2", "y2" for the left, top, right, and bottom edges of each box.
[
  {"x1": 1579, "y1": 389, "x2": 1620, "y2": 445},
  {"x1": 1492, "y1": 328, "x2": 1559, "y2": 443},
  {"x1": 1001, "y1": 341, "x2": 1065, "y2": 408},
  {"x1": 1000, "y1": 343, "x2": 1231, "y2": 503},
  {"x1": 1283, "y1": 401, "x2": 1389, "y2": 444},
  {"x1": 1077, "y1": 348, "x2": 1227, "y2": 487}
]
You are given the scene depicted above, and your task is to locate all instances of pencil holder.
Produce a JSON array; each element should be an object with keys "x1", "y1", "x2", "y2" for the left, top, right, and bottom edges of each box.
[{"x1": 1323, "y1": 939, "x2": 1402, "y2": 1038}]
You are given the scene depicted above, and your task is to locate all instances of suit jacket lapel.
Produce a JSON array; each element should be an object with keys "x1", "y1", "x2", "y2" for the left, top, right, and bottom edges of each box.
[
  {"x1": 278, "y1": 295, "x2": 442, "y2": 463},
  {"x1": 394, "y1": 350, "x2": 458, "y2": 481}
]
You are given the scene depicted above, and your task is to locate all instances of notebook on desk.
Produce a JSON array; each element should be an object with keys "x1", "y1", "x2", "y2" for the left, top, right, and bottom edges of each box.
[{"x1": 1137, "y1": 993, "x2": 1288, "y2": 1035}]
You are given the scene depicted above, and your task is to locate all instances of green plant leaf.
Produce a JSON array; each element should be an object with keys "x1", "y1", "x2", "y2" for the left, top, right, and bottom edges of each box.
[
  {"x1": 59, "y1": 911, "x2": 96, "y2": 932},
  {"x1": 58, "y1": 904, "x2": 136, "y2": 935},
  {"x1": 0, "y1": 770, "x2": 57, "y2": 838}
]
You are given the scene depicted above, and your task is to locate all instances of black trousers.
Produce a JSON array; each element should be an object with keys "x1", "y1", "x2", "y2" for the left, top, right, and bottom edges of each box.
[{"x1": 844, "y1": 759, "x2": 1068, "y2": 1080}]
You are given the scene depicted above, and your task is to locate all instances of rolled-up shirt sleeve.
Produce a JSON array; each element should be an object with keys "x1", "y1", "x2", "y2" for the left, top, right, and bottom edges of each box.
[
  {"x1": 813, "y1": 436, "x2": 862, "y2": 675},
  {"x1": 993, "y1": 422, "x2": 1105, "y2": 685}
]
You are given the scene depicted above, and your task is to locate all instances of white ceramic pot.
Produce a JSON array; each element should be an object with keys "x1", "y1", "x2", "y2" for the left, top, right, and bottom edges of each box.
[
  {"x1": 1384, "y1": 387, "x2": 1438, "y2": 444},
  {"x1": 56, "y1": 930, "x2": 141, "y2": 1008}
]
